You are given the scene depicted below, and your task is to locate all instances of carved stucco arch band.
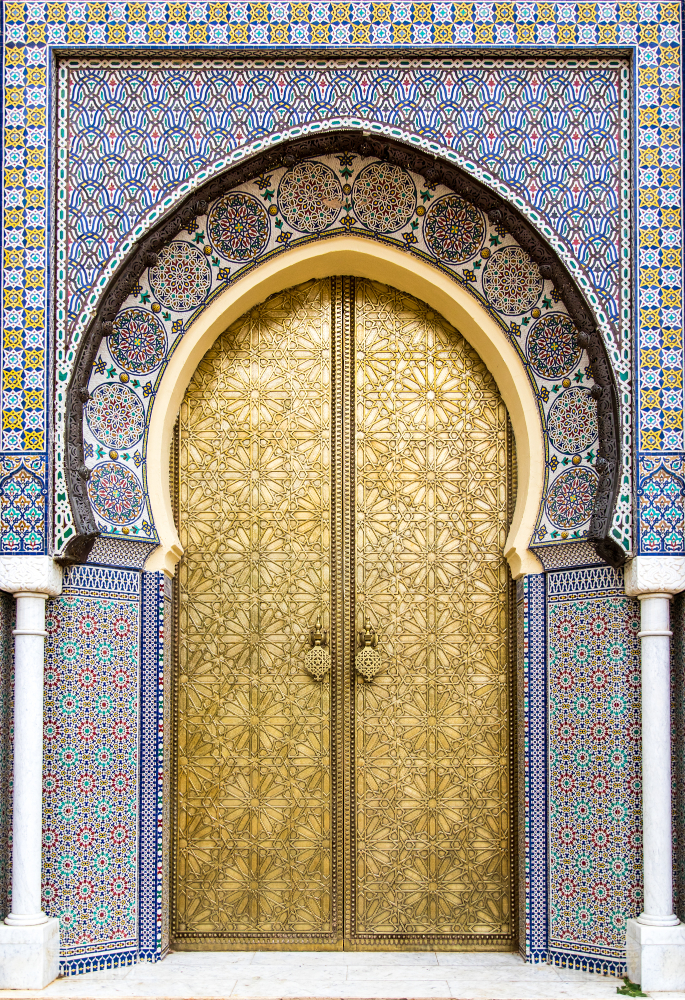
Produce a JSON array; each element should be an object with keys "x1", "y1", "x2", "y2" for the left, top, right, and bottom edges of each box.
[
  {"x1": 145, "y1": 236, "x2": 542, "y2": 578},
  {"x1": 63, "y1": 130, "x2": 623, "y2": 572}
]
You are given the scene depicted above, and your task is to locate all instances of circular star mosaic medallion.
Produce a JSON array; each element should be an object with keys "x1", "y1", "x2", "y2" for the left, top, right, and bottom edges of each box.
[
  {"x1": 545, "y1": 467, "x2": 598, "y2": 529},
  {"x1": 149, "y1": 241, "x2": 212, "y2": 312},
  {"x1": 86, "y1": 384, "x2": 145, "y2": 449},
  {"x1": 208, "y1": 192, "x2": 270, "y2": 261},
  {"x1": 88, "y1": 463, "x2": 144, "y2": 526},
  {"x1": 527, "y1": 313, "x2": 581, "y2": 379},
  {"x1": 547, "y1": 387, "x2": 598, "y2": 455},
  {"x1": 352, "y1": 162, "x2": 416, "y2": 233},
  {"x1": 110, "y1": 309, "x2": 167, "y2": 374},
  {"x1": 423, "y1": 194, "x2": 485, "y2": 263},
  {"x1": 482, "y1": 246, "x2": 543, "y2": 315},
  {"x1": 278, "y1": 161, "x2": 343, "y2": 233}
]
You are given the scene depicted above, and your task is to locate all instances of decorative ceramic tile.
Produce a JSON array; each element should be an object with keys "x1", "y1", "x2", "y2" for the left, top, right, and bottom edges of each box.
[
  {"x1": 81, "y1": 153, "x2": 609, "y2": 549},
  {"x1": 56, "y1": 58, "x2": 629, "y2": 346},
  {"x1": 0, "y1": 456, "x2": 46, "y2": 554},
  {"x1": 547, "y1": 566, "x2": 641, "y2": 973},
  {"x1": 138, "y1": 571, "x2": 166, "y2": 963},
  {"x1": 161, "y1": 575, "x2": 172, "y2": 956},
  {"x1": 43, "y1": 565, "x2": 140, "y2": 975},
  {"x1": 519, "y1": 574, "x2": 548, "y2": 961},
  {"x1": 637, "y1": 455, "x2": 685, "y2": 554},
  {"x1": 51, "y1": 53, "x2": 634, "y2": 558},
  {"x1": 0, "y1": 4, "x2": 679, "y2": 563}
]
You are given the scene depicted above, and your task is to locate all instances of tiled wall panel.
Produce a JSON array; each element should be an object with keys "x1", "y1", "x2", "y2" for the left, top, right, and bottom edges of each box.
[
  {"x1": 547, "y1": 566, "x2": 641, "y2": 974},
  {"x1": 0, "y1": 1, "x2": 680, "y2": 561},
  {"x1": 43, "y1": 565, "x2": 140, "y2": 975},
  {"x1": 518, "y1": 574, "x2": 548, "y2": 961},
  {"x1": 138, "y1": 571, "x2": 167, "y2": 963}
]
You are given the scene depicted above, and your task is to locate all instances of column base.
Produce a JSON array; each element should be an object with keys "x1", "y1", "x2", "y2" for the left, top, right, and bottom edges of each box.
[
  {"x1": 0, "y1": 917, "x2": 59, "y2": 988},
  {"x1": 627, "y1": 917, "x2": 685, "y2": 991}
]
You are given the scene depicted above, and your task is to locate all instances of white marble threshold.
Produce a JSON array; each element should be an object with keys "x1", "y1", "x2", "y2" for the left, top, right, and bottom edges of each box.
[{"x1": 0, "y1": 949, "x2": 676, "y2": 1000}]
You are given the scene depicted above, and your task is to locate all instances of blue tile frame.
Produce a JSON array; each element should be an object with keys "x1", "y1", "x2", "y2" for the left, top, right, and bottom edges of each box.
[
  {"x1": 519, "y1": 573, "x2": 549, "y2": 962},
  {"x1": 138, "y1": 570, "x2": 166, "y2": 963}
]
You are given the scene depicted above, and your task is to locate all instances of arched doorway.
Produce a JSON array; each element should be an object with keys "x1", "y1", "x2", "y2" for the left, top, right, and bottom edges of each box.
[{"x1": 171, "y1": 277, "x2": 516, "y2": 950}]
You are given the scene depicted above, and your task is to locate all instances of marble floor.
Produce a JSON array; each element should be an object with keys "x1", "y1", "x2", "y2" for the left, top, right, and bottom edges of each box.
[{"x1": 0, "y1": 950, "x2": 678, "y2": 1000}]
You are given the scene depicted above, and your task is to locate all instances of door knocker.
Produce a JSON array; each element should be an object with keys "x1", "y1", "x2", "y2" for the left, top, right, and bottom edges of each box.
[
  {"x1": 304, "y1": 615, "x2": 331, "y2": 681},
  {"x1": 356, "y1": 616, "x2": 382, "y2": 681}
]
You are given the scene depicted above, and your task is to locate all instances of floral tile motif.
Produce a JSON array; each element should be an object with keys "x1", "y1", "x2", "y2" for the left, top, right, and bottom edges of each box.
[
  {"x1": 547, "y1": 566, "x2": 641, "y2": 969},
  {"x1": 637, "y1": 455, "x2": 685, "y2": 555},
  {"x1": 43, "y1": 566, "x2": 140, "y2": 974},
  {"x1": 0, "y1": 456, "x2": 47, "y2": 554}
]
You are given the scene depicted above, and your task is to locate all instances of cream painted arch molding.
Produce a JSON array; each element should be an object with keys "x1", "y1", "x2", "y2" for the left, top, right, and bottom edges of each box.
[
  {"x1": 63, "y1": 133, "x2": 623, "y2": 571},
  {"x1": 146, "y1": 237, "x2": 544, "y2": 579}
]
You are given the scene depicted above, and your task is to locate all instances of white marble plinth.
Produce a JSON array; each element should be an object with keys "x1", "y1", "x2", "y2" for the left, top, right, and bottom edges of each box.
[
  {"x1": 0, "y1": 918, "x2": 59, "y2": 989},
  {"x1": 627, "y1": 917, "x2": 685, "y2": 991},
  {"x1": 0, "y1": 950, "x2": 629, "y2": 999}
]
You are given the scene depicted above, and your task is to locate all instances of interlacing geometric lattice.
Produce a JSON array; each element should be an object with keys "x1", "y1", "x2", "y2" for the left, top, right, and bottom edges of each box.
[
  {"x1": 174, "y1": 280, "x2": 335, "y2": 943},
  {"x1": 353, "y1": 280, "x2": 512, "y2": 941},
  {"x1": 174, "y1": 278, "x2": 513, "y2": 947}
]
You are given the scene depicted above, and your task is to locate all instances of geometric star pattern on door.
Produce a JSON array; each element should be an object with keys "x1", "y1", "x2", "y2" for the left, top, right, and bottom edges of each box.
[
  {"x1": 354, "y1": 280, "x2": 512, "y2": 939},
  {"x1": 174, "y1": 277, "x2": 513, "y2": 947}
]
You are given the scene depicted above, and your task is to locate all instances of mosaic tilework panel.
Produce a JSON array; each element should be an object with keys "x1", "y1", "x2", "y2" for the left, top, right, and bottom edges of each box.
[
  {"x1": 547, "y1": 566, "x2": 641, "y2": 973},
  {"x1": 161, "y1": 575, "x2": 172, "y2": 956},
  {"x1": 0, "y1": 593, "x2": 13, "y2": 921},
  {"x1": 51, "y1": 53, "x2": 634, "y2": 559},
  {"x1": 518, "y1": 574, "x2": 548, "y2": 961},
  {"x1": 81, "y1": 153, "x2": 609, "y2": 551},
  {"x1": 0, "y1": 456, "x2": 46, "y2": 554},
  {"x1": 56, "y1": 58, "x2": 630, "y2": 346},
  {"x1": 138, "y1": 571, "x2": 166, "y2": 963},
  {"x1": 0, "y1": 3, "x2": 679, "y2": 561},
  {"x1": 637, "y1": 455, "x2": 685, "y2": 554},
  {"x1": 673, "y1": 590, "x2": 685, "y2": 921},
  {"x1": 43, "y1": 565, "x2": 140, "y2": 975}
]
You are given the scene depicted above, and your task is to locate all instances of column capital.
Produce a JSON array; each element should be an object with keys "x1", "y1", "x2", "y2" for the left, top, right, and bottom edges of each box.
[
  {"x1": 625, "y1": 556, "x2": 685, "y2": 598},
  {"x1": 0, "y1": 557, "x2": 62, "y2": 599}
]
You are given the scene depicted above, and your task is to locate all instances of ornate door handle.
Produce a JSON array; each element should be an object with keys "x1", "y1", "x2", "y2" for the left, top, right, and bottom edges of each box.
[
  {"x1": 304, "y1": 615, "x2": 331, "y2": 681},
  {"x1": 356, "y1": 616, "x2": 382, "y2": 681}
]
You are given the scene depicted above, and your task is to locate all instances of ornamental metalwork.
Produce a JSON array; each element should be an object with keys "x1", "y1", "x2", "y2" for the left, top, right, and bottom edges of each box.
[{"x1": 172, "y1": 277, "x2": 514, "y2": 949}]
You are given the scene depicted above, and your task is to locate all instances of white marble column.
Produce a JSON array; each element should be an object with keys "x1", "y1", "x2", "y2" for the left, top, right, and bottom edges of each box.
[
  {"x1": 626, "y1": 556, "x2": 685, "y2": 991},
  {"x1": 0, "y1": 557, "x2": 62, "y2": 989}
]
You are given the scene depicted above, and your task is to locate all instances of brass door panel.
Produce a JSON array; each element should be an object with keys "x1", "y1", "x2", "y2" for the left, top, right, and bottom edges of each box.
[
  {"x1": 173, "y1": 280, "x2": 340, "y2": 948},
  {"x1": 348, "y1": 281, "x2": 512, "y2": 948},
  {"x1": 172, "y1": 277, "x2": 514, "y2": 951}
]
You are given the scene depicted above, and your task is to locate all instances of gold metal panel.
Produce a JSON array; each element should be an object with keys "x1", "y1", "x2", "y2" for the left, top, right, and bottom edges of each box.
[
  {"x1": 173, "y1": 279, "x2": 340, "y2": 948},
  {"x1": 348, "y1": 280, "x2": 513, "y2": 947},
  {"x1": 173, "y1": 276, "x2": 514, "y2": 951}
]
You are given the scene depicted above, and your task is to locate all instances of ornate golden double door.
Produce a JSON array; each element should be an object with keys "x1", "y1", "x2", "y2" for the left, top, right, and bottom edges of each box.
[{"x1": 172, "y1": 278, "x2": 515, "y2": 951}]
